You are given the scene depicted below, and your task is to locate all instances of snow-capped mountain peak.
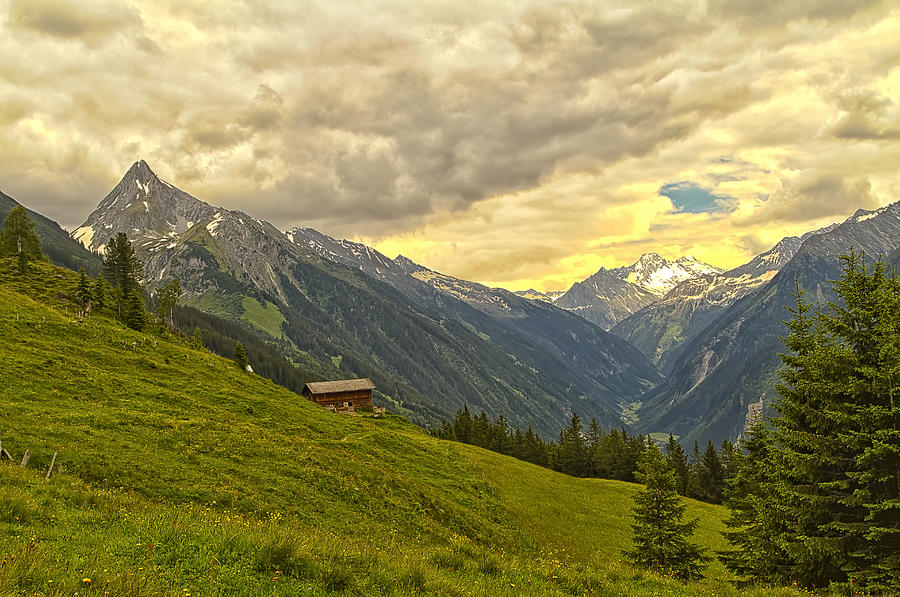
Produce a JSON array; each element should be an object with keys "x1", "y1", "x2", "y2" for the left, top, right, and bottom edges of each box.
[
  {"x1": 72, "y1": 160, "x2": 217, "y2": 253},
  {"x1": 610, "y1": 253, "x2": 722, "y2": 296},
  {"x1": 513, "y1": 288, "x2": 565, "y2": 302}
]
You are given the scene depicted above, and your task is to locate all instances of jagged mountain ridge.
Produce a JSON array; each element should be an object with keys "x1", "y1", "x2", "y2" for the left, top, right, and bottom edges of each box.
[
  {"x1": 610, "y1": 235, "x2": 808, "y2": 372},
  {"x1": 554, "y1": 268, "x2": 658, "y2": 330},
  {"x1": 547, "y1": 253, "x2": 722, "y2": 330},
  {"x1": 610, "y1": 253, "x2": 722, "y2": 296},
  {"x1": 73, "y1": 160, "x2": 219, "y2": 254},
  {"x1": 635, "y1": 202, "x2": 900, "y2": 445},
  {"x1": 513, "y1": 289, "x2": 564, "y2": 302},
  {"x1": 72, "y1": 161, "x2": 662, "y2": 437}
]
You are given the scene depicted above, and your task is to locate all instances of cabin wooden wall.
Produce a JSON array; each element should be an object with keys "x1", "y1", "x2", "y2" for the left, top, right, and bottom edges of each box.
[{"x1": 305, "y1": 389, "x2": 373, "y2": 409}]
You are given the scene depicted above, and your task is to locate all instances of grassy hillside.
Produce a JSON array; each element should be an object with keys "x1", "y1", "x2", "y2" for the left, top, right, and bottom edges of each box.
[{"x1": 0, "y1": 260, "x2": 797, "y2": 596}]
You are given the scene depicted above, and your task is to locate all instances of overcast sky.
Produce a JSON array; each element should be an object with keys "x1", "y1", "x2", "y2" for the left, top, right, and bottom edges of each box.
[{"x1": 2, "y1": 0, "x2": 898, "y2": 290}]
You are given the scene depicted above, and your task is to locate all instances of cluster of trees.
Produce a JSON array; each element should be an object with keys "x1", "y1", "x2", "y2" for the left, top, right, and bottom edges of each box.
[
  {"x1": 172, "y1": 305, "x2": 318, "y2": 384},
  {"x1": 98, "y1": 232, "x2": 149, "y2": 329},
  {"x1": 437, "y1": 256, "x2": 899, "y2": 591},
  {"x1": 719, "y1": 253, "x2": 900, "y2": 592},
  {"x1": 76, "y1": 231, "x2": 179, "y2": 332},
  {"x1": 1, "y1": 207, "x2": 181, "y2": 336},
  {"x1": 432, "y1": 408, "x2": 734, "y2": 504},
  {"x1": 1, "y1": 205, "x2": 45, "y2": 271},
  {"x1": 626, "y1": 254, "x2": 900, "y2": 590}
]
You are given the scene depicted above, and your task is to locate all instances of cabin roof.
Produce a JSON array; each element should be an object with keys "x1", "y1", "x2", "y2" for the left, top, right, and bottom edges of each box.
[{"x1": 303, "y1": 378, "x2": 375, "y2": 395}]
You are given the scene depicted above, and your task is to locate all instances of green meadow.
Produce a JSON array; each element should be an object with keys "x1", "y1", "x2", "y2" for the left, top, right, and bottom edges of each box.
[{"x1": 0, "y1": 260, "x2": 801, "y2": 595}]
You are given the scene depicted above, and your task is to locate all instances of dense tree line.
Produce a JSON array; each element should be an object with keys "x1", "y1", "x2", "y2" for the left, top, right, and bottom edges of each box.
[
  {"x1": 720, "y1": 253, "x2": 900, "y2": 592},
  {"x1": 432, "y1": 408, "x2": 733, "y2": 504}
]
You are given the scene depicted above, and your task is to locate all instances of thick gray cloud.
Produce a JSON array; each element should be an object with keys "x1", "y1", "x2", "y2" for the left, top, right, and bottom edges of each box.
[
  {"x1": 0, "y1": 0, "x2": 898, "y2": 285},
  {"x1": 710, "y1": 0, "x2": 886, "y2": 27},
  {"x1": 740, "y1": 174, "x2": 881, "y2": 225},
  {"x1": 831, "y1": 91, "x2": 900, "y2": 141},
  {"x1": 9, "y1": 0, "x2": 141, "y2": 44}
]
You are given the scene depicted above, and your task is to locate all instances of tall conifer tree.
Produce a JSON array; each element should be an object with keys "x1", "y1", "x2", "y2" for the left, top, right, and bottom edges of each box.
[
  {"x1": 719, "y1": 422, "x2": 792, "y2": 585},
  {"x1": 102, "y1": 233, "x2": 143, "y2": 318},
  {"x1": 769, "y1": 254, "x2": 900, "y2": 590},
  {"x1": 665, "y1": 434, "x2": 690, "y2": 496},
  {"x1": 624, "y1": 444, "x2": 710, "y2": 580}
]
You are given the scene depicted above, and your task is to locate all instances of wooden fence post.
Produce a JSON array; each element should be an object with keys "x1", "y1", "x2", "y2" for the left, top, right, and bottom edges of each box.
[
  {"x1": 46, "y1": 451, "x2": 58, "y2": 480},
  {"x1": 20, "y1": 450, "x2": 32, "y2": 468}
]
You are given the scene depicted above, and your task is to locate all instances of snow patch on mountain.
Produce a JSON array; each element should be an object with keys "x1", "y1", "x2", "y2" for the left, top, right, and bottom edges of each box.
[
  {"x1": 514, "y1": 289, "x2": 565, "y2": 302},
  {"x1": 611, "y1": 253, "x2": 722, "y2": 296},
  {"x1": 73, "y1": 225, "x2": 94, "y2": 250},
  {"x1": 206, "y1": 212, "x2": 224, "y2": 236}
]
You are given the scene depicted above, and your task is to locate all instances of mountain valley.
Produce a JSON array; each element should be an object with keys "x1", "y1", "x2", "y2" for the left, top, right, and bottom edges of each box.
[
  {"x1": 66, "y1": 161, "x2": 661, "y2": 437},
  {"x1": 6, "y1": 159, "x2": 899, "y2": 448}
]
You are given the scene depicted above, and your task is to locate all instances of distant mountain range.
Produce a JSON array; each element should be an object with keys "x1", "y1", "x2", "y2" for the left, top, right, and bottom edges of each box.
[
  {"x1": 66, "y1": 161, "x2": 660, "y2": 437},
  {"x1": 4, "y1": 159, "x2": 896, "y2": 446},
  {"x1": 632, "y1": 206, "x2": 900, "y2": 444},
  {"x1": 509, "y1": 205, "x2": 900, "y2": 444},
  {"x1": 610, "y1": 237, "x2": 807, "y2": 373},
  {"x1": 526, "y1": 253, "x2": 722, "y2": 331}
]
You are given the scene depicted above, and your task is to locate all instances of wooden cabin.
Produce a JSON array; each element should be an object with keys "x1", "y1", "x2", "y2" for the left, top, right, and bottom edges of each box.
[{"x1": 302, "y1": 378, "x2": 375, "y2": 411}]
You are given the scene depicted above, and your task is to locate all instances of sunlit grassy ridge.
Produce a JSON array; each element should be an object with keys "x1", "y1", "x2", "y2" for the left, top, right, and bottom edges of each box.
[{"x1": 0, "y1": 260, "x2": 799, "y2": 595}]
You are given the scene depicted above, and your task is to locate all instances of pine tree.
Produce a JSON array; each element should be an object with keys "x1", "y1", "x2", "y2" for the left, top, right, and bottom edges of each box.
[
  {"x1": 624, "y1": 444, "x2": 710, "y2": 581},
  {"x1": 772, "y1": 281, "x2": 856, "y2": 587},
  {"x1": 76, "y1": 268, "x2": 93, "y2": 317},
  {"x1": 511, "y1": 427, "x2": 525, "y2": 459},
  {"x1": 586, "y1": 418, "x2": 604, "y2": 477},
  {"x1": 156, "y1": 278, "x2": 181, "y2": 328},
  {"x1": 719, "y1": 421, "x2": 792, "y2": 585},
  {"x1": 491, "y1": 413, "x2": 510, "y2": 454},
  {"x1": 557, "y1": 413, "x2": 587, "y2": 476},
  {"x1": 770, "y1": 254, "x2": 900, "y2": 590},
  {"x1": 102, "y1": 233, "x2": 143, "y2": 318},
  {"x1": 596, "y1": 427, "x2": 626, "y2": 479},
  {"x1": 123, "y1": 288, "x2": 148, "y2": 331},
  {"x1": 234, "y1": 341, "x2": 249, "y2": 371},
  {"x1": 687, "y1": 441, "x2": 703, "y2": 500},
  {"x1": 472, "y1": 411, "x2": 491, "y2": 448},
  {"x1": 1, "y1": 206, "x2": 43, "y2": 271},
  {"x1": 622, "y1": 430, "x2": 647, "y2": 483},
  {"x1": 697, "y1": 440, "x2": 726, "y2": 504},
  {"x1": 93, "y1": 277, "x2": 108, "y2": 313},
  {"x1": 665, "y1": 434, "x2": 690, "y2": 496},
  {"x1": 522, "y1": 427, "x2": 548, "y2": 467},
  {"x1": 720, "y1": 439, "x2": 736, "y2": 480},
  {"x1": 452, "y1": 405, "x2": 473, "y2": 444},
  {"x1": 191, "y1": 327, "x2": 204, "y2": 348}
]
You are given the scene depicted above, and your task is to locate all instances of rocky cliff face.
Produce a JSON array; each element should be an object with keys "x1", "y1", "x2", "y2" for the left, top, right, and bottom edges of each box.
[
  {"x1": 554, "y1": 268, "x2": 657, "y2": 330},
  {"x1": 74, "y1": 160, "x2": 218, "y2": 254}
]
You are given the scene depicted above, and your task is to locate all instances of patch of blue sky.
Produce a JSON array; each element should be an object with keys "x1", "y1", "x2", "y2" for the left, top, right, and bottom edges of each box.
[{"x1": 659, "y1": 181, "x2": 736, "y2": 214}]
